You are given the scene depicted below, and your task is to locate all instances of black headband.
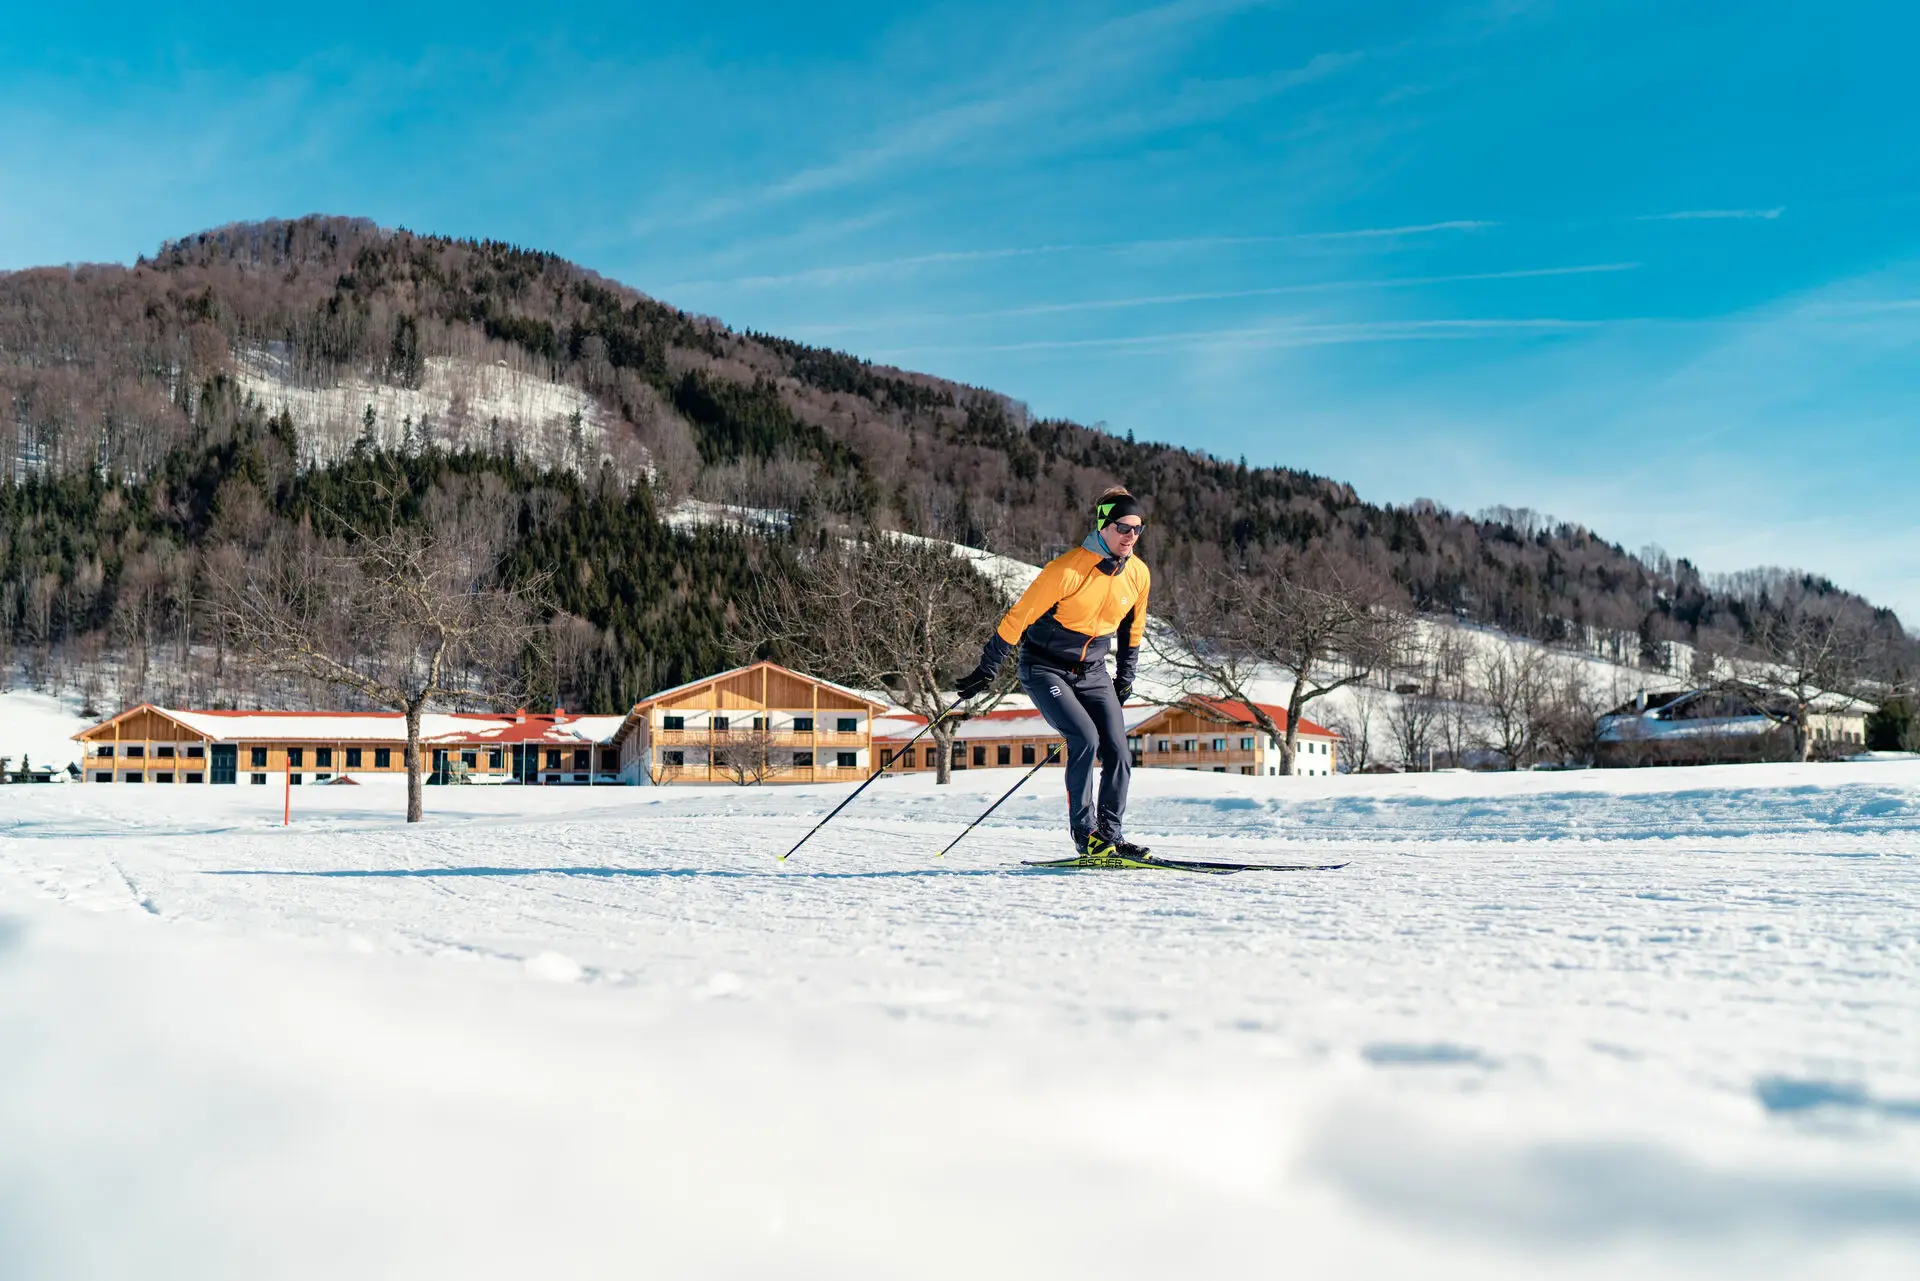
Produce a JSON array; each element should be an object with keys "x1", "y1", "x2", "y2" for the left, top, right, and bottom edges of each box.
[{"x1": 1095, "y1": 493, "x2": 1144, "y2": 529}]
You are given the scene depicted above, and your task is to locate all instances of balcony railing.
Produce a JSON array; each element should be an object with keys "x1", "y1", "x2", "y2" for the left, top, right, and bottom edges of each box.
[
  {"x1": 652, "y1": 763, "x2": 868, "y2": 784},
  {"x1": 652, "y1": 728, "x2": 866, "y2": 749},
  {"x1": 1143, "y1": 749, "x2": 1255, "y2": 767}
]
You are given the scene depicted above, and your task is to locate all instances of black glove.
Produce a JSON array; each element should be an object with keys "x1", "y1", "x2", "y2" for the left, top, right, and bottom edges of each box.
[
  {"x1": 956, "y1": 666, "x2": 994, "y2": 700},
  {"x1": 1114, "y1": 677, "x2": 1134, "y2": 702}
]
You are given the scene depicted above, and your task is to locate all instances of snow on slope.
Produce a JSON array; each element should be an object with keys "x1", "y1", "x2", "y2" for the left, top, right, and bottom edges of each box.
[
  {"x1": 2, "y1": 762, "x2": 1918, "y2": 1278},
  {"x1": 232, "y1": 350, "x2": 620, "y2": 470},
  {"x1": 0, "y1": 688, "x2": 89, "y2": 772}
]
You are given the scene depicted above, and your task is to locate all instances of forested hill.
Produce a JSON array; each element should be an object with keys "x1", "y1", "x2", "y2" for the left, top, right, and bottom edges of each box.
[{"x1": 1, "y1": 216, "x2": 1910, "y2": 711}]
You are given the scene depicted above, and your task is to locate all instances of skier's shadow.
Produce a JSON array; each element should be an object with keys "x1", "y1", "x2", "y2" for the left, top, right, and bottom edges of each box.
[{"x1": 204, "y1": 866, "x2": 1008, "y2": 880}]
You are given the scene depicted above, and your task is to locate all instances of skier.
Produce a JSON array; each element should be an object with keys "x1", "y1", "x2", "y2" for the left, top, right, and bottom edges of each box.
[{"x1": 956, "y1": 486, "x2": 1151, "y2": 861}]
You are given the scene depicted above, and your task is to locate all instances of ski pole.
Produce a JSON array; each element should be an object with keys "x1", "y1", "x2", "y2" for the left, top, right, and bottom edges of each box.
[
  {"x1": 780, "y1": 699, "x2": 967, "y2": 861},
  {"x1": 934, "y1": 743, "x2": 1061, "y2": 858}
]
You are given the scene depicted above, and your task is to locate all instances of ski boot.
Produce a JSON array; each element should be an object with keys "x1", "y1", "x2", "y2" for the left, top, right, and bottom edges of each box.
[{"x1": 1105, "y1": 837, "x2": 1154, "y2": 862}]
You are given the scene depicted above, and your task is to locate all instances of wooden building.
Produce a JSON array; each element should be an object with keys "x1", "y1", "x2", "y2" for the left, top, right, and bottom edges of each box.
[
  {"x1": 71, "y1": 705, "x2": 626, "y2": 786},
  {"x1": 608, "y1": 661, "x2": 890, "y2": 784},
  {"x1": 1131, "y1": 698, "x2": 1339, "y2": 776},
  {"x1": 873, "y1": 704, "x2": 1163, "y2": 773}
]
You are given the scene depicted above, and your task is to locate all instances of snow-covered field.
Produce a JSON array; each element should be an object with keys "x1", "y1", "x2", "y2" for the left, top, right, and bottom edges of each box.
[{"x1": 3, "y1": 761, "x2": 1918, "y2": 1279}]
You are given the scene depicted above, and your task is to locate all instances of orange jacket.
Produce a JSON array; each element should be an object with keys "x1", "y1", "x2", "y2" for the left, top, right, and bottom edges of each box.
[{"x1": 994, "y1": 546, "x2": 1151, "y2": 669}]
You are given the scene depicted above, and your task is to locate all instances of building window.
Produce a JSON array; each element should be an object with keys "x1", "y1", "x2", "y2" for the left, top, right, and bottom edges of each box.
[
  {"x1": 251, "y1": 747, "x2": 268, "y2": 768},
  {"x1": 545, "y1": 749, "x2": 562, "y2": 769},
  {"x1": 157, "y1": 745, "x2": 176, "y2": 758},
  {"x1": 155, "y1": 771, "x2": 175, "y2": 784},
  {"x1": 375, "y1": 749, "x2": 391, "y2": 768},
  {"x1": 572, "y1": 749, "x2": 590, "y2": 770},
  {"x1": 126, "y1": 745, "x2": 144, "y2": 758},
  {"x1": 186, "y1": 745, "x2": 205, "y2": 758},
  {"x1": 287, "y1": 748, "x2": 303, "y2": 767},
  {"x1": 836, "y1": 752, "x2": 857, "y2": 769},
  {"x1": 973, "y1": 746, "x2": 987, "y2": 766},
  {"x1": 792, "y1": 717, "x2": 813, "y2": 732},
  {"x1": 289, "y1": 774, "x2": 302, "y2": 785},
  {"x1": 122, "y1": 771, "x2": 143, "y2": 783},
  {"x1": 488, "y1": 749, "x2": 503, "y2": 770},
  {"x1": 1241, "y1": 737, "x2": 1254, "y2": 750},
  {"x1": 837, "y1": 717, "x2": 858, "y2": 733},
  {"x1": 251, "y1": 773, "x2": 267, "y2": 785},
  {"x1": 185, "y1": 772, "x2": 203, "y2": 784},
  {"x1": 794, "y1": 751, "x2": 813, "y2": 767},
  {"x1": 93, "y1": 771, "x2": 112, "y2": 783},
  {"x1": 346, "y1": 748, "x2": 363, "y2": 768},
  {"x1": 924, "y1": 747, "x2": 936, "y2": 767},
  {"x1": 665, "y1": 750, "x2": 685, "y2": 767},
  {"x1": 461, "y1": 751, "x2": 477, "y2": 769},
  {"x1": 752, "y1": 716, "x2": 767, "y2": 730},
  {"x1": 1212, "y1": 738, "x2": 1225, "y2": 751},
  {"x1": 663, "y1": 715, "x2": 685, "y2": 731},
  {"x1": 997, "y1": 745, "x2": 1011, "y2": 765},
  {"x1": 599, "y1": 749, "x2": 616, "y2": 771},
  {"x1": 1022, "y1": 745, "x2": 1036, "y2": 765},
  {"x1": 316, "y1": 748, "x2": 332, "y2": 767},
  {"x1": 96, "y1": 745, "x2": 114, "y2": 757},
  {"x1": 881, "y1": 750, "x2": 895, "y2": 769},
  {"x1": 1213, "y1": 767, "x2": 1225, "y2": 773},
  {"x1": 713, "y1": 716, "x2": 730, "y2": 731},
  {"x1": 1240, "y1": 767, "x2": 1253, "y2": 776},
  {"x1": 316, "y1": 774, "x2": 331, "y2": 782}
]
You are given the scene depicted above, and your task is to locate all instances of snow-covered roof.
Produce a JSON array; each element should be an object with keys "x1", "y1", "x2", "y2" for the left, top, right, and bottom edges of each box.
[{"x1": 77, "y1": 706, "x2": 624, "y2": 745}]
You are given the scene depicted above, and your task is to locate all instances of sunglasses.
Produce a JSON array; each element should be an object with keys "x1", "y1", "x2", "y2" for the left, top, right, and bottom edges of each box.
[{"x1": 1107, "y1": 520, "x2": 1145, "y2": 536}]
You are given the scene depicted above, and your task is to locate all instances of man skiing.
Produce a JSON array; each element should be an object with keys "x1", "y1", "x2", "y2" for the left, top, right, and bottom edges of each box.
[{"x1": 956, "y1": 486, "x2": 1151, "y2": 861}]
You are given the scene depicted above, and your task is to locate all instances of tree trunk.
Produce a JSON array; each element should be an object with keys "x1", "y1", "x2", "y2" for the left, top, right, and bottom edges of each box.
[
  {"x1": 404, "y1": 700, "x2": 424, "y2": 823},
  {"x1": 1280, "y1": 684, "x2": 1310, "y2": 775},
  {"x1": 1792, "y1": 706, "x2": 1811, "y2": 761},
  {"x1": 932, "y1": 721, "x2": 954, "y2": 784}
]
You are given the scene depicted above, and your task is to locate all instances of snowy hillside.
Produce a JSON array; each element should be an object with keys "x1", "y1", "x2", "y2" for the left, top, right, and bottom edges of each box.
[
  {"x1": 2, "y1": 762, "x2": 1917, "y2": 1278},
  {"x1": 232, "y1": 349, "x2": 623, "y2": 471},
  {"x1": 0, "y1": 688, "x2": 90, "y2": 773}
]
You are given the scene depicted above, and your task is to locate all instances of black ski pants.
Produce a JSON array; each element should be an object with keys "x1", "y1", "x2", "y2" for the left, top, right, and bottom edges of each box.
[{"x1": 1019, "y1": 659, "x2": 1130, "y2": 842}]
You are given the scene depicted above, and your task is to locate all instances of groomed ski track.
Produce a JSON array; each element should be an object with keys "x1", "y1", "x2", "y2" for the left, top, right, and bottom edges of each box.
[{"x1": 3, "y1": 762, "x2": 1920, "y2": 1279}]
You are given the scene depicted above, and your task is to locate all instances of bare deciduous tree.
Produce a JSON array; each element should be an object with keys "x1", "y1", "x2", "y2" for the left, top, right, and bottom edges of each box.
[
  {"x1": 732, "y1": 533, "x2": 1010, "y2": 783},
  {"x1": 1324, "y1": 681, "x2": 1377, "y2": 774},
  {"x1": 1388, "y1": 691, "x2": 1441, "y2": 772},
  {"x1": 1154, "y1": 550, "x2": 1411, "y2": 774},
  {"x1": 716, "y1": 721, "x2": 778, "y2": 785},
  {"x1": 207, "y1": 516, "x2": 544, "y2": 821},
  {"x1": 1720, "y1": 597, "x2": 1877, "y2": 760},
  {"x1": 1477, "y1": 646, "x2": 1556, "y2": 770}
]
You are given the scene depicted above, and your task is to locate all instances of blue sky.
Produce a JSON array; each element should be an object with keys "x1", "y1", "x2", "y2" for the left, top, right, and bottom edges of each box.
[{"x1": 5, "y1": 1, "x2": 1917, "y2": 621}]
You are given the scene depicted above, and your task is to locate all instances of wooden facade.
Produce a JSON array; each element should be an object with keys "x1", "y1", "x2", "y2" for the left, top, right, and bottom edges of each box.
[
  {"x1": 611, "y1": 661, "x2": 890, "y2": 785},
  {"x1": 72, "y1": 706, "x2": 624, "y2": 786},
  {"x1": 1131, "y1": 699, "x2": 1339, "y2": 777}
]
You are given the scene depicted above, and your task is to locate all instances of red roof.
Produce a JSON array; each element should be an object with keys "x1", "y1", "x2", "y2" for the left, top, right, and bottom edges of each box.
[{"x1": 1174, "y1": 696, "x2": 1338, "y2": 739}]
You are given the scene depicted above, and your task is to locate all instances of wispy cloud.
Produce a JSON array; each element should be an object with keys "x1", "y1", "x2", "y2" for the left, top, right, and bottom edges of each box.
[
  {"x1": 786, "y1": 262, "x2": 1640, "y2": 335},
  {"x1": 869, "y1": 316, "x2": 1604, "y2": 358},
  {"x1": 634, "y1": 1, "x2": 1353, "y2": 233},
  {"x1": 661, "y1": 221, "x2": 1501, "y2": 293},
  {"x1": 1637, "y1": 207, "x2": 1785, "y2": 221}
]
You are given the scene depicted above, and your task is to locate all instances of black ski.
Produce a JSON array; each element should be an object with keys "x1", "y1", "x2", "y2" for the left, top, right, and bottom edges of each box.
[{"x1": 1020, "y1": 854, "x2": 1348, "y2": 874}]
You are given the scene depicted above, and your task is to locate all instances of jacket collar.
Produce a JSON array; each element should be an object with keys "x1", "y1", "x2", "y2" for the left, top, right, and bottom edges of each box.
[{"x1": 1082, "y1": 529, "x2": 1128, "y2": 573}]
